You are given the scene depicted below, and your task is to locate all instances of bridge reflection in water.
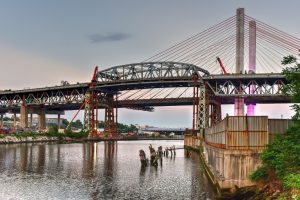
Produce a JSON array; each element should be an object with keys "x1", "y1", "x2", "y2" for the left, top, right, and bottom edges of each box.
[{"x1": 0, "y1": 141, "x2": 215, "y2": 199}]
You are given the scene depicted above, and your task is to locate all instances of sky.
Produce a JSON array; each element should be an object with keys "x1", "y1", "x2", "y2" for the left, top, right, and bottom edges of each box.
[{"x1": 0, "y1": 0, "x2": 298, "y2": 127}]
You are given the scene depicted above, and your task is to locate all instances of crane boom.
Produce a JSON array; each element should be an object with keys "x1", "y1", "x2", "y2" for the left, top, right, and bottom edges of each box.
[
  {"x1": 216, "y1": 57, "x2": 228, "y2": 74},
  {"x1": 66, "y1": 66, "x2": 98, "y2": 131}
]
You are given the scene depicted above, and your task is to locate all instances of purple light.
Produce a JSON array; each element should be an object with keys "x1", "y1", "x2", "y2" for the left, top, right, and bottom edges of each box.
[{"x1": 247, "y1": 104, "x2": 255, "y2": 116}]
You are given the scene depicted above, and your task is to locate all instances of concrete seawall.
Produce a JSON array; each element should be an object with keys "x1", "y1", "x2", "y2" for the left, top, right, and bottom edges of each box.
[
  {"x1": 203, "y1": 142, "x2": 259, "y2": 189},
  {"x1": 184, "y1": 137, "x2": 261, "y2": 191}
]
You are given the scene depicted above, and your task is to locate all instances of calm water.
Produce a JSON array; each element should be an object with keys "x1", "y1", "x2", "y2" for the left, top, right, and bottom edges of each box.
[{"x1": 0, "y1": 141, "x2": 215, "y2": 200}]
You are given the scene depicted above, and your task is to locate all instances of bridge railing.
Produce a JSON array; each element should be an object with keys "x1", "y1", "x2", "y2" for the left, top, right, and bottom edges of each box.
[{"x1": 205, "y1": 116, "x2": 269, "y2": 150}]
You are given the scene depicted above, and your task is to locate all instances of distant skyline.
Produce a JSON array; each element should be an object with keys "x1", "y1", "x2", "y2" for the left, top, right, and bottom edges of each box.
[{"x1": 0, "y1": 1, "x2": 298, "y2": 127}]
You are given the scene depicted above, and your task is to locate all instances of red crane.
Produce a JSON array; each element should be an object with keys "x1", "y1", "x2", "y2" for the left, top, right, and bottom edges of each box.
[
  {"x1": 66, "y1": 66, "x2": 99, "y2": 137},
  {"x1": 216, "y1": 57, "x2": 228, "y2": 74}
]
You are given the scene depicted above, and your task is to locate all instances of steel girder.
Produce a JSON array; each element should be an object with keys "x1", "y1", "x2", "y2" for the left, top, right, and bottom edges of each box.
[
  {"x1": 205, "y1": 77, "x2": 287, "y2": 97},
  {"x1": 0, "y1": 88, "x2": 87, "y2": 107},
  {"x1": 198, "y1": 85, "x2": 209, "y2": 130},
  {"x1": 97, "y1": 62, "x2": 210, "y2": 82}
]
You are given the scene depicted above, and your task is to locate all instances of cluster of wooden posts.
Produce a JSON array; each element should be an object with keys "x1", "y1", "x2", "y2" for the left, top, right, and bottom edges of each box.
[{"x1": 139, "y1": 144, "x2": 176, "y2": 167}]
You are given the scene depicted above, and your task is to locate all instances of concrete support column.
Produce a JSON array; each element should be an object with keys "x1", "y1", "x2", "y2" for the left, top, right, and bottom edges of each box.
[
  {"x1": 57, "y1": 114, "x2": 61, "y2": 129},
  {"x1": 38, "y1": 108, "x2": 46, "y2": 130},
  {"x1": 13, "y1": 113, "x2": 16, "y2": 128},
  {"x1": 247, "y1": 20, "x2": 256, "y2": 116},
  {"x1": 235, "y1": 8, "x2": 245, "y2": 116},
  {"x1": 0, "y1": 114, "x2": 3, "y2": 127},
  {"x1": 29, "y1": 113, "x2": 33, "y2": 128},
  {"x1": 20, "y1": 105, "x2": 29, "y2": 128}
]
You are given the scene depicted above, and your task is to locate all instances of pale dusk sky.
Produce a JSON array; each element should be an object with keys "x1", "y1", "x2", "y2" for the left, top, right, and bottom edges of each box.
[{"x1": 0, "y1": 1, "x2": 298, "y2": 127}]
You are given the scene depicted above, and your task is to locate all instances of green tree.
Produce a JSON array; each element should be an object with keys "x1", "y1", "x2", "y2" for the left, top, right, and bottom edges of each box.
[
  {"x1": 251, "y1": 53, "x2": 300, "y2": 198},
  {"x1": 3, "y1": 116, "x2": 10, "y2": 121},
  {"x1": 48, "y1": 124, "x2": 58, "y2": 135},
  {"x1": 98, "y1": 121, "x2": 104, "y2": 128},
  {"x1": 69, "y1": 119, "x2": 83, "y2": 129},
  {"x1": 282, "y1": 54, "x2": 300, "y2": 121},
  {"x1": 61, "y1": 119, "x2": 69, "y2": 128}
]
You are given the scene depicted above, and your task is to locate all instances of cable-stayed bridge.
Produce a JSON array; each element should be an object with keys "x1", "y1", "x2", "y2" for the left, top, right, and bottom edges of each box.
[{"x1": 0, "y1": 8, "x2": 299, "y2": 137}]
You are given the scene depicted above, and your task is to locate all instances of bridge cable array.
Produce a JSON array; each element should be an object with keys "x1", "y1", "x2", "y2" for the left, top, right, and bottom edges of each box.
[
  {"x1": 143, "y1": 14, "x2": 300, "y2": 74},
  {"x1": 118, "y1": 14, "x2": 300, "y2": 110}
]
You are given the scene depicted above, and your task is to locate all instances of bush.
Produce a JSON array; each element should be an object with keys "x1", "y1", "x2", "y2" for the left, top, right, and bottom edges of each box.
[
  {"x1": 283, "y1": 174, "x2": 300, "y2": 190},
  {"x1": 250, "y1": 166, "x2": 269, "y2": 181},
  {"x1": 48, "y1": 125, "x2": 59, "y2": 135},
  {"x1": 13, "y1": 132, "x2": 36, "y2": 138},
  {"x1": 65, "y1": 131, "x2": 89, "y2": 139}
]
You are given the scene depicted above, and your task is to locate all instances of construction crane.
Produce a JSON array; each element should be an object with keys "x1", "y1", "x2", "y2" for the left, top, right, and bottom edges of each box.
[
  {"x1": 66, "y1": 66, "x2": 99, "y2": 137},
  {"x1": 216, "y1": 57, "x2": 228, "y2": 74}
]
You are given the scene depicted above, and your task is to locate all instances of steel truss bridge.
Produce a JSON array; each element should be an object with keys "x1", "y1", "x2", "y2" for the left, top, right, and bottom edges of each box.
[
  {"x1": 0, "y1": 62, "x2": 290, "y2": 135},
  {"x1": 0, "y1": 62, "x2": 289, "y2": 110},
  {"x1": 0, "y1": 8, "x2": 299, "y2": 137}
]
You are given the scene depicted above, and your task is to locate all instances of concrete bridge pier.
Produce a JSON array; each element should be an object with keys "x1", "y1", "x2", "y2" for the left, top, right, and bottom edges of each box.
[
  {"x1": 20, "y1": 104, "x2": 29, "y2": 128},
  {"x1": 58, "y1": 114, "x2": 61, "y2": 129},
  {"x1": 13, "y1": 113, "x2": 17, "y2": 128},
  {"x1": 104, "y1": 94, "x2": 118, "y2": 137},
  {"x1": 0, "y1": 114, "x2": 3, "y2": 127},
  {"x1": 29, "y1": 113, "x2": 33, "y2": 128},
  {"x1": 37, "y1": 107, "x2": 46, "y2": 130}
]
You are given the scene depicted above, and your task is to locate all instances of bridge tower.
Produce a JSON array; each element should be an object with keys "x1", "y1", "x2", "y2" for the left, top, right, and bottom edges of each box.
[
  {"x1": 247, "y1": 20, "x2": 257, "y2": 115},
  {"x1": 234, "y1": 8, "x2": 245, "y2": 116},
  {"x1": 103, "y1": 94, "x2": 118, "y2": 138}
]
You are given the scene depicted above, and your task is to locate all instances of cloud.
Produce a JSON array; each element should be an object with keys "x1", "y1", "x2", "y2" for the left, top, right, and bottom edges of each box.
[{"x1": 88, "y1": 32, "x2": 130, "y2": 43}]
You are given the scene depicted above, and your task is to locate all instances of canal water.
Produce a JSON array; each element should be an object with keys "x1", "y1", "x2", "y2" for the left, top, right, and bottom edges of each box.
[{"x1": 0, "y1": 141, "x2": 215, "y2": 200}]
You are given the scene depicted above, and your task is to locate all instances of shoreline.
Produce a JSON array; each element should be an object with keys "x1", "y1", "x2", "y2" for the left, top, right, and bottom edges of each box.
[{"x1": 0, "y1": 136, "x2": 183, "y2": 145}]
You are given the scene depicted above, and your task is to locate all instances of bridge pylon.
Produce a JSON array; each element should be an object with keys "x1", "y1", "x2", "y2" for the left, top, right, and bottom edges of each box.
[
  {"x1": 235, "y1": 8, "x2": 245, "y2": 116},
  {"x1": 103, "y1": 94, "x2": 118, "y2": 137}
]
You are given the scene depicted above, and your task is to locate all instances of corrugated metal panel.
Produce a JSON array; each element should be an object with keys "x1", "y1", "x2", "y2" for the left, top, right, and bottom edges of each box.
[
  {"x1": 268, "y1": 119, "x2": 293, "y2": 142},
  {"x1": 205, "y1": 119, "x2": 226, "y2": 146},
  {"x1": 205, "y1": 116, "x2": 268, "y2": 150},
  {"x1": 227, "y1": 116, "x2": 268, "y2": 149},
  {"x1": 268, "y1": 119, "x2": 292, "y2": 135},
  {"x1": 184, "y1": 135, "x2": 202, "y2": 148}
]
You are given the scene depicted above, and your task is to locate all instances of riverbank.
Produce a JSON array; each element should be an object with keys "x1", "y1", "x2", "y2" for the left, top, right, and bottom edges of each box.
[{"x1": 0, "y1": 135, "x2": 183, "y2": 144}]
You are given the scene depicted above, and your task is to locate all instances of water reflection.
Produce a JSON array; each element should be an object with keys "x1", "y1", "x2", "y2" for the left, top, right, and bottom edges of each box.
[{"x1": 0, "y1": 141, "x2": 215, "y2": 199}]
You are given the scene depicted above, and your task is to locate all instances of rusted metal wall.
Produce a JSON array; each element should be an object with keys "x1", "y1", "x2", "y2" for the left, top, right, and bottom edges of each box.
[
  {"x1": 205, "y1": 119, "x2": 226, "y2": 148},
  {"x1": 268, "y1": 119, "x2": 293, "y2": 142},
  {"x1": 227, "y1": 116, "x2": 268, "y2": 149},
  {"x1": 184, "y1": 134, "x2": 201, "y2": 148},
  {"x1": 205, "y1": 116, "x2": 268, "y2": 150}
]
